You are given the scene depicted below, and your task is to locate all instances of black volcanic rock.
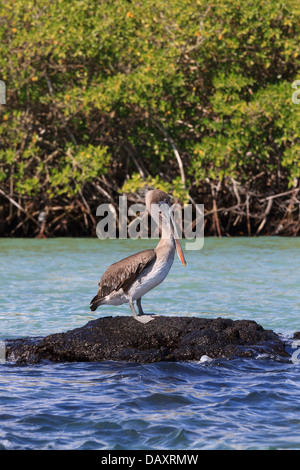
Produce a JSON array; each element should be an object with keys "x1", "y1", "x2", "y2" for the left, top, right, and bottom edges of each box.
[{"x1": 5, "y1": 316, "x2": 289, "y2": 364}]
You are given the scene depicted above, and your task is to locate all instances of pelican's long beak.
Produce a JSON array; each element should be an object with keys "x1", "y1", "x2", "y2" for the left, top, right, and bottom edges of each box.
[
  {"x1": 170, "y1": 214, "x2": 187, "y2": 267},
  {"x1": 175, "y1": 237, "x2": 186, "y2": 266},
  {"x1": 156, "y1": 202, "x2": 187, "y2": 267}
]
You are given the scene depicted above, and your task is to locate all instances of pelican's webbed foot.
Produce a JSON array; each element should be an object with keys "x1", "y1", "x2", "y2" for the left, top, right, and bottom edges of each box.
[
  {"x1": 136, "y1": 314, "x2": 155, "y2": 324},
  {"x1": 130, "y1": 299, "x2": 155, "y2": 324}
]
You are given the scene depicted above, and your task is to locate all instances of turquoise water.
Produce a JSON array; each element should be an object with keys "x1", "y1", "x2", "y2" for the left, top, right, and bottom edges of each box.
[{"x1": 0, "y1": 237, "x2": 299, "y2": 450}]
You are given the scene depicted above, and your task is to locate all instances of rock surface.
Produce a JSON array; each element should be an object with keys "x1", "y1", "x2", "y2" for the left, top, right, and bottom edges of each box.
[{"x1": 5, "y1": 316, "x2": 290, "y2": 364}]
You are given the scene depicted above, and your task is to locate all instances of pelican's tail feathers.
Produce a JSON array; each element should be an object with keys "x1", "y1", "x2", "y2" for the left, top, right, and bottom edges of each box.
[{"x1": 90, "y1": 294, "x2": 103, "y2": 312}]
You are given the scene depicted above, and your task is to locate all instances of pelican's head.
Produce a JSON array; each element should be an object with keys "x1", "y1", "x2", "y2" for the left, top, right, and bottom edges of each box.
[{"x1": 146, "y1": 189, "x2": 186, "y2": 267}]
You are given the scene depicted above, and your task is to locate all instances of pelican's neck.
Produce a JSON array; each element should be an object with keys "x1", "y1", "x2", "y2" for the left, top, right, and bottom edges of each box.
[{"x1": 155, "y1": 222, "x2": 175, "y2": 253}]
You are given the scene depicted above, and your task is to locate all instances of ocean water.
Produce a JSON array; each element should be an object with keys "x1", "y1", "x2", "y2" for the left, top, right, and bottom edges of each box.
[{"x1": 0, "y1": 237, "x2": 299, "y2": 450}]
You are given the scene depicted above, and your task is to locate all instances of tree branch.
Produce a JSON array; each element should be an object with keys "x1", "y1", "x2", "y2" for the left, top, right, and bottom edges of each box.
[{"x1": 150, "y1": 118, "x2": 186, "y2": 186}]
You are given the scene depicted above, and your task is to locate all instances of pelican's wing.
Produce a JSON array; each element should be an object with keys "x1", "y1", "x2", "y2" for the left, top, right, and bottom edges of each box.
[{"x1": 90, "y1": 249, "x2": 156, "y2": 310}]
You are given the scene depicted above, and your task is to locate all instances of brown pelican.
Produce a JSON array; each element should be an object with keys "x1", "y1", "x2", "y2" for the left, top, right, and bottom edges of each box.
[{"x1": 90, "y1": 189, "x2": 186, "y2": 323}]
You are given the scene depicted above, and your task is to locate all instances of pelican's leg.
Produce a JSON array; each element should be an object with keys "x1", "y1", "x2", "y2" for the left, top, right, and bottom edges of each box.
[
  {"x1": 136, "y1": 298, "x2": 145, "y2": 315},
  {"x1": 137, "y1": 298, "x2": 158, "y2": 321},
  {"x1": 129, "y1": 299, "x2": 154, "y2": 324}
]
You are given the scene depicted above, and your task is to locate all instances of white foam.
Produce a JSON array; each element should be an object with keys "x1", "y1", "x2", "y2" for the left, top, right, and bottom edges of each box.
[{"x1": 199, "y1": 355, "x2": 213, "y2": 363}]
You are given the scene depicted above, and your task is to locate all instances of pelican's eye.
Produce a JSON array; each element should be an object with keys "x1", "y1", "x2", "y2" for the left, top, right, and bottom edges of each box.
[{"x1": 158, "y1": 199, "x2": 169, "y2": 207}]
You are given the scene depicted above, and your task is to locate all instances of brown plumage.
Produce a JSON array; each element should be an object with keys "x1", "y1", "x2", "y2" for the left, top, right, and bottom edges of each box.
[{"x1": 90, "y1": 249, "x2": 157, "y2": 311}]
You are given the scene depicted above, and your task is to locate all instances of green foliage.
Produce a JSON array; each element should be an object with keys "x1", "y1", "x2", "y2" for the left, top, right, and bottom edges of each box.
[
  {"x1": 48, "y1": 144, "x2": 110, "y2": 197},
  {"x1": 122, "y1": 173, "x2": 189, "y2": 203},
  {"x1": 0, "y1": 0, "x2": 299, "y2": 206}
]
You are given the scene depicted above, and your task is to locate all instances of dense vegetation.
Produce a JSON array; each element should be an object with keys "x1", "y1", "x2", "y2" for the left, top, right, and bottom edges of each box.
[{"x1": 0, "y1": 0, "x2": 300, "y2": 237}]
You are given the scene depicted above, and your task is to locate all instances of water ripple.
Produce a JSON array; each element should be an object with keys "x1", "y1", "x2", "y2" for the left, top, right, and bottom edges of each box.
[{"x1": 0, "y1": 238, "x2": 300, "y2": 449}]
